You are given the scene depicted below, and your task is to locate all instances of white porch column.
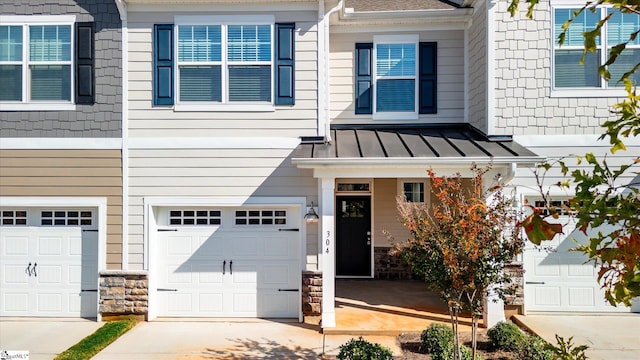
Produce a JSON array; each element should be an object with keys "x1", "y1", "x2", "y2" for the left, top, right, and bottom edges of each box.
[{"x1": 320, "y1": 177, "x2": 336, "y2": 328}]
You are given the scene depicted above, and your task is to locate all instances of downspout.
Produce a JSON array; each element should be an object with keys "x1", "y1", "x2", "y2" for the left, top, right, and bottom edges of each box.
[
  {"x1": 318, "y1": 0, "x2": 343, "y2": 142},
  {"x1": 486, "y1": 0, "x2": 498, "y2": 135},
  {"x1": 115, "y1": 0, "x2": 129, "y2": 270}
]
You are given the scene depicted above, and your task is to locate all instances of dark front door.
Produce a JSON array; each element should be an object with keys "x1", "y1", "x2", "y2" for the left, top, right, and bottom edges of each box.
[{"x1": 336, "y1": 196, "x2": 371, "y2": 277}]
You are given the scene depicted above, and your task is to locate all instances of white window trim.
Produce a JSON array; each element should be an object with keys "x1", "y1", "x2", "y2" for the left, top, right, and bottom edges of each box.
[
  {"x1": 550, "y1": 4, "x2": 639, "y2": 96},
  {"x1": 0, "y1": 15, "x2": 76, "y2": 109},
  {"x1": 372, "y1": 34, "x2": 419, "y2": 120},
  {"x1": 173, "y1": 15, "x2": 276, "y2": 110},
  {"x1": 397, "y1": 178, "x2": 429, "y2": 204}
]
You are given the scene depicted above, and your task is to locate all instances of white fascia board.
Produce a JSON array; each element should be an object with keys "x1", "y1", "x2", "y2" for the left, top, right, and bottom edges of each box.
[
  {"x1": 128, "y1": 137, "x2": 300, "y2": 149},
  {"x1": 293, "y1": 156, "x2": 544, "y2": 168},
  {"x1": 0, "y1": 138, "x2": 122, "y2": 150},
  {"x1": 0, "y1": 15, "x2": 76, "y2": 23},
  {"x1": 175, "y1": 14, "x2": 274, "y2": 24},
  {"x1": 332, "y1": 9, "x2": 472, "y2": 32},
  {"x1": 513, "y1": 134, "x2": 640, "y2": 148},
  {"x1": 307, "y1": 163, "x2": 517, "y2": 179},
  {"x1": 127, "y1": 3, "x2": 317, "y2": 13}
]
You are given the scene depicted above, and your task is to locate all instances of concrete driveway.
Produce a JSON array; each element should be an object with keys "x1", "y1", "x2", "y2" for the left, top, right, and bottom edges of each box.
[
  {"x1": 0, "y1": 318, "x2": 102, "y2": 360},
  {"x1": 93, "y1": 319, "x2": 401, "y2": 359},
  {"x1": 513, "y1": 314, "x2": 640, "y2": 360}
]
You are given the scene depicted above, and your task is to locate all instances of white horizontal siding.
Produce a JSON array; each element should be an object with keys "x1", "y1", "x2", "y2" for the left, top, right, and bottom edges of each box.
[
  {"x1": 329, "y1": 30, "x2": 465, "y2": 125},
  {"x1": 126, "y1": 147, "x2": 318, "y2": 270},
  {"x1": 126, "y1": 10, "x2": 318, "y2": 138}
]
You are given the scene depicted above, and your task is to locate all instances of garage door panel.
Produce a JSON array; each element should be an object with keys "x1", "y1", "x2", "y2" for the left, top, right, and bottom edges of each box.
[
  {"x1": 231, "y1": 236, "x2": 261, "y2": 257},
  {"x1": 167, "y1": 293, "x2": 193, "y2": 312},
  {"x1": 568, "y1": 262, "x2": 596, "y2": 277},
  {"x1": 196, "y1": 264, "x2": 224, "y2": 283},
  {"x1": 261, "y1": 264, "x2": 293, "y2": 286},
  {"x1": 37, "y1": 293, "x2": 63, "y2": 312},
  {"x1": 4, "y1": 265, "x2": 29, "y2": 284},
  {"x1": 533, "y1": 286, "x2": 561, "y2": 307},
  {"x1": 69, "y1": 264, "x2": 82, "y2": 284},
  {"x1": 232, "y1": 264, "x2": 258, "y2": 284},
  {"x1": 568, "y1": 288, "x2": 595, "y2": 307},
  {"x1": 37, "y1": 265, "x2": 63, "y2": 284},
  {"x1": 69, "y1": 236, "x2": 82, "y2": 256},
  {"x1": 3, "y1": 236, "x2": 29, "y2": 255},
  {"x1": 232, "y1": 292, "x2": 257, "y2": 314},
  {"x1": 261, "y1": 292, "x2": 297, "y2": 317},
  {"x1": 532, "y1": 254, "x2": 560, "y2": 277},
  {"x1": 167, "y1": 235, "x2": 193, "y2": 256},
  {"x1": 38, "y1": 236, "x2": 63, "y2": 256},
  {"x1": 199, "y1": 293, "x2": 224, "y2": 312},
  {"x1": 3, "y1": 293, "x2": 29, "y2": 312},
  {"x1": 168, "y1": 264, "x2": 194, "y2": 284}
]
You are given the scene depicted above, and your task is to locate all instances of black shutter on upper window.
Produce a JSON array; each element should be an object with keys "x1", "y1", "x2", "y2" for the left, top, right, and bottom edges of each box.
[
  {"x1": 355, "y1": 43, "x2": 373, "y2": 114},
  {"x1": 419, "y1": 42, "x2": 437, "y2": 114},
  {"x1": 75, "y1": 22, "x2": 94, "y2": 105},
  {"x1": 153, "y1": 24, "x2": 174, "y2": 106},
  {"x1": 275, "y1": 23, "x2": 295, "y2": 105}
]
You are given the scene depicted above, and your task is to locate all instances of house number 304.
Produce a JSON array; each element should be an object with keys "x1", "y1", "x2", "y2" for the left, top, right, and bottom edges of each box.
[{"x1": 325, "y1": 231, "x2": 331, "y2": 253}]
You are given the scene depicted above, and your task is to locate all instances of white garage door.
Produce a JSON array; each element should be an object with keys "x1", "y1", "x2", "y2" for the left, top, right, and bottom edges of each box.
[
  {"x1": 524, "y1": 204, "x2": 628, "y2": 312},
  {"x1": 0, "y1": 208, "x2": 99, "y2": 317},
  {"x1": 156, "y1": 207, "x2": 301, "y2": 318}
]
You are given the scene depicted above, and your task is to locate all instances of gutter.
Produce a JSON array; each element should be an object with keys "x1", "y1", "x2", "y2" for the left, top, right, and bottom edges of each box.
[
  {"x1": 318, "y1": 0, "x2": 343, "y2": 143},
  {"x1": 292, "y1": 156, "x2": 545, "y2": 167},
  {"x1": 115, "y1": 0, "x2": 129, "y2": 270}
]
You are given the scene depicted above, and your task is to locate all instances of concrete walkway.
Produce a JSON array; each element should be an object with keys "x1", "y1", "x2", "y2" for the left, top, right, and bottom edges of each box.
[
  {"x1": 513, "y1": 314, "x2": 640, "y2": 360},
  {"x1": 0, "y1": 318, "x2": 102, "y2": 360},
  {"x1": 93, "y1": 319, "x2": 401, "y2": 359}
]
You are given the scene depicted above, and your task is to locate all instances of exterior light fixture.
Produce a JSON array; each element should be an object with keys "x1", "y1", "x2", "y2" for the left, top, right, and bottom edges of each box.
[{"x1": 304, "y1": 201, "x2": 319, "y2": 223}]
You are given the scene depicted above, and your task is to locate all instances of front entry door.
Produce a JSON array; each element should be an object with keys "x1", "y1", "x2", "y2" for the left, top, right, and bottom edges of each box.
[{"x1": 336, "y1": 196, "x2": 371, "y2": 277}]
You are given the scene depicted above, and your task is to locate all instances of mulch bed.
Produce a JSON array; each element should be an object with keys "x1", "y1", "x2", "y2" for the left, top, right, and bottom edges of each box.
[{"x1": 397, "y1": 331, "x2": 518, "y2": 360}]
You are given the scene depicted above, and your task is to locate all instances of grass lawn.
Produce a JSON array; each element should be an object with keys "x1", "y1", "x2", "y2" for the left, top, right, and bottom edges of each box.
[{"x1": 55, "y1": 318, "x2": 137, "y2": 360}]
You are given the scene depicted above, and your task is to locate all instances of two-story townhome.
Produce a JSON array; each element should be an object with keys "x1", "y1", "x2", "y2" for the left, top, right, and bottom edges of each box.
[
  {"x1": 0, "y1": 0, "x2": 123, "y2": 319},
  {"x1": 2, "y1": 0, "x2": 637, "y2": 327}
]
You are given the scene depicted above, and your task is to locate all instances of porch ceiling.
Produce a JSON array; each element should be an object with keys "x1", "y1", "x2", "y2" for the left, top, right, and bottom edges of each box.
[{"x1": 292, "y1": 124, "x2": 543, "y2": 168}]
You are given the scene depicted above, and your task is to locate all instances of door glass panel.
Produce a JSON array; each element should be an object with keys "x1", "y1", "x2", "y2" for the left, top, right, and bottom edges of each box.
[{"x1": 340, "y1": 199, "x2": 367, "y2": 218}]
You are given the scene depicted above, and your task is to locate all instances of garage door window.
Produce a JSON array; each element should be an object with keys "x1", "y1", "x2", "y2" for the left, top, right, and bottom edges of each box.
[
  {"x1": 235, "y1": 210, "x2": 286, "y2": 225},
  {"x1": 41, "y1": 210, "x2": 92, "y2": 226},
  {"x1": 169, "y1": 209, "x2": 221, "y2": 225},
  {"x1": 1, "y1": 210, "x2": 27, "y2": 225},
  {"x1": 532, "y1": 200, "x2": 574, "y2": 216}
]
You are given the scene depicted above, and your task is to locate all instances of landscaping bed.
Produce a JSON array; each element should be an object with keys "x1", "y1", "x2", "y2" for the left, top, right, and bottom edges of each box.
[{"x1": 397, "y1": 331, "x2": 519, "y2": 359}]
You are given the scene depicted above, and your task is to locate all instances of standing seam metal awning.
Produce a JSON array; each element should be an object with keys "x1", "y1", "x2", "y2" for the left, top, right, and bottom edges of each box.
[{"x1": 292, "y1": 124, "x2": 542, "y2": 166}]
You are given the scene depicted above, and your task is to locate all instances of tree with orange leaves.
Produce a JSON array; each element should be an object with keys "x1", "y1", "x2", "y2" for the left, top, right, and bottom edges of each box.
[{"x1": 394, "y1": 164, "x2": 523, "y2": 360}]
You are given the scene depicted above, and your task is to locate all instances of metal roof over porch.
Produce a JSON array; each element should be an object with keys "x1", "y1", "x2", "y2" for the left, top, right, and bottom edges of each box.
[{"x1": 292, "y1": 124, "x2": 542, "y2": 166}]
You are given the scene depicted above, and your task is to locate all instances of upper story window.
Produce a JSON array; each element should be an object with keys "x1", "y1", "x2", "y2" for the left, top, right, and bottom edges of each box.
[
  {"x1": 553, "y1": 7, "x2": 640, "y2": 90},
  {"x1": 153, "y1": 16, "x2": 295, "y2": 110},
  {"x1": 0, "y1": 16, "x2": 94, "y2": 110},
  {"x1": 355, "y1": 36, "x2": 436, "y2": 118}
]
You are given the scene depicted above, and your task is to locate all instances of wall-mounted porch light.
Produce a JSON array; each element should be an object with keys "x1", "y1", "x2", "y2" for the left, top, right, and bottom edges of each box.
[{"x1": 304, "y1": 201, "x2": 319, "y2": 223}]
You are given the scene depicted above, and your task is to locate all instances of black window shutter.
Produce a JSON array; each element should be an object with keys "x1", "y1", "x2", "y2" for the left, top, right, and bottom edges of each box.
[
  {"x1": 154, "y1": 24, "x2": 174, "y2": 106},
  {"x1": 75, "y1": 22, "x2": 94, "y2": 105},
  {"x1": 275, "y1": 23, "x2": 295, "y2": 105},
  {"x1": 419, "y1": 42, "x2": 437, "y2": 114},
  {"x1": 355, "y1": 43, "x2": 373, "y2": 114}
]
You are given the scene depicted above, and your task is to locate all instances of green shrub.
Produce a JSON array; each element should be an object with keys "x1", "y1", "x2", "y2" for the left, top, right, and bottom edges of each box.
[
  {"x1": 544, "y1": 335, "x2": 589, "y2": 360},
  {"x1": 337, "y1": 336, "x2": 393, "y2": 360},
  {"x1": 440, "y1": 343, "x2": 484, "y2": 360},
  {"x1": 420, "y1": 322, "x2": 454, "y2": 354},
  {"x1": 487, "y1": 321, "x2": 526, "y2": 351},
  {"x1": 517, "y1": 335, "x2": 553, "y2": 360}
]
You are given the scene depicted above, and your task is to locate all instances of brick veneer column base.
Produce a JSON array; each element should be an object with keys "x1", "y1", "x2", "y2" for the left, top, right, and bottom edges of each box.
[
  {"x1": 99, "y1": 270, "x2": 148, "y2": 320},
  {"x1": 302, "y1": 271, "x2": 322, "y2": 316}
]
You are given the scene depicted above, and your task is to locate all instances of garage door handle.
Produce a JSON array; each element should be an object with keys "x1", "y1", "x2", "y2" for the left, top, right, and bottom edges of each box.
[
  {"x1": 526, "y1": 281, "x2": 546, "y2": 285},
  {"x1": 279, "y1": 228, "x2": 299, "y2": 232},
  {"x1": 158, "y1": 229, "x2": 178, "y2": 232},
  {"x1": 81, "y1": 289, "x2": 98, "y2": 292},
  {"x1": 82, "y1": 229, "x2": 98, "y2": 232},
  {"x1": 278, "y1": 289, "x2": 299, "y2": 292},
  {"x1": 230, "y1": 261, "x2": 233, "y2": 275},
  {"x1": 32, "y1": 262, "x2": 37, "y2": 277},
  {"x1": 25, "y1": 262, "x2": 32, "y2": 277},
  {"x1": 223, "y1": 260, "x2": 226, "y2": 275},
  {"x1": 158, "y1": 288, "x2": 178, "y2": 292}
]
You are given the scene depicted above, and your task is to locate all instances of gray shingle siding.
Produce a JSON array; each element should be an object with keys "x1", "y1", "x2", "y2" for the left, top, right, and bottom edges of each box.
[{"x1": 0, "y1": 0, "x2": 122, "y2": 138}]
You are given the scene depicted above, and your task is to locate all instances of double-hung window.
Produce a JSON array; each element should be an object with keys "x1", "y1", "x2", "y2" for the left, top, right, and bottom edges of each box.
[
  {"x1": 355, "y1": 36, "x2": 437, "y2": 117},
  {"x1": 553, "y1": 6, "x2": 640, "y2": 92},
  {"x1": 154, "y1": 16, "x2": 295, "y2": 109},
  {"x1": 0, "y1": 15, "x2": 94, "y2": 110}
]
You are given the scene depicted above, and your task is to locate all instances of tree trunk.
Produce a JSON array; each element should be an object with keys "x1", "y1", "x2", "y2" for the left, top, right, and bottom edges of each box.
[
  {"x1": 449, "y1": 305, "x2": 460, "y2": 360},
  {"x1": 471, "y1": 316, "x2": 479, "y2": 360}
]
